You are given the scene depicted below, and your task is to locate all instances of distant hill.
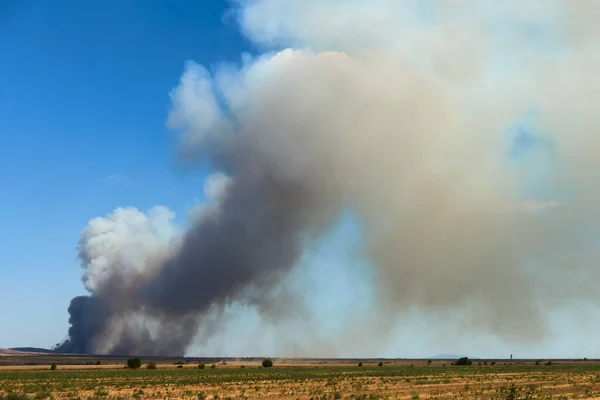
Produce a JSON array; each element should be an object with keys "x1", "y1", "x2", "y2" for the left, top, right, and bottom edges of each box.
[
  {"x1": 10, "y1": 347, "x2": 55, "y2": 354},
  {"x1": 429, "y1": 354, "x2": 466, "y2": 360},
  {"x1": 0, "y1": 348, "x2": 22, "y2": 355}
]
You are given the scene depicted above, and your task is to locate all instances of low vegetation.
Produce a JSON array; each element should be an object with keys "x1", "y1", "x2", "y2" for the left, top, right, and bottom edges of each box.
[
  {"x1": 455, "y1": 357, "x2": 473, "y2": 366},
  {"x1": 126, "y1": 358, "x2": 141, "y2": 369},
  {"x1": 0, "y1": 394, "x2": 29, "y2": 400},
  {"x1": 2, "y1": 360, "x2": 600, "y2": 399}
]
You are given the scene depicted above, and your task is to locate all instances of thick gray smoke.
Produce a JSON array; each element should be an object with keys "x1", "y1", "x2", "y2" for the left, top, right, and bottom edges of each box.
[{"x1": 58, "y1": 0, "x2": 600, "y2": 356}]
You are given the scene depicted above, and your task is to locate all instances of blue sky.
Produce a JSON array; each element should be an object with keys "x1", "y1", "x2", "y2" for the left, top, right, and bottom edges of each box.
[{"x1": 0, "y1": 0, "x2": 252, "y2": 348}]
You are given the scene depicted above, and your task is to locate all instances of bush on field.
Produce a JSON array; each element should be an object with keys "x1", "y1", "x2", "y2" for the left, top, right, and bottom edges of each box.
[
  {"x1": 127, "y1": 358, "x2": 142, "y2": 369},
  {"x1": 198, "y1": 363, "x2": 206, "y2": 369},
  {"x1": 50, "y1": 363, "x2": 57, "y2": 370},
  {"x1": 146, "y1": 362, "x2": 157, "y2": 370},
  {"x1": 455, "y1": 357, "x2": 472, "y2": 366},
  {"x1": 262, "y1": 359, "x2": 273, "y2": 368}
]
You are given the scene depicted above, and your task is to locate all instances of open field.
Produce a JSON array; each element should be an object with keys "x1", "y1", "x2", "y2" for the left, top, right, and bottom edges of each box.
[{"x1": 3, "y1": 358, "x2": 600, "y2": 399}]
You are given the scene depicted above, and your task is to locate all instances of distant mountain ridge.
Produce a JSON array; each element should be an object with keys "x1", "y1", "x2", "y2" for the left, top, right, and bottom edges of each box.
[
  {"x1": 429, "y1": 353, "x2": 466, "y2": 359},
  {"x1": 10, "y1": 347, "x2": 55, "y2": 354}
]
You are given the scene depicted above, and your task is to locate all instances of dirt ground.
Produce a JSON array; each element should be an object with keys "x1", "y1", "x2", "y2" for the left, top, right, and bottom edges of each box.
[{"x1": 2, "y1": 355, "x2": 600, "y2": 399}]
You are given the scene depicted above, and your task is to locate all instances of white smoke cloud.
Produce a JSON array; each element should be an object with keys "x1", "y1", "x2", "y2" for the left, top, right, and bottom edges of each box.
[
  {"x1": 173, "y1": 0, "x2": 600, "y2": 340},
  {"x1": 168, "y1": 62, "x2": 235, "y2": 158},
  {"x1": 204, "y1": 172, "x2": 231, "y2": 201},
  {"x1": 187, "y1": 172, "x2": 233, "y2": 223},
  {"x1": 80, "y1": 206, "x2": 179, "y2": 293},
  {"x1": 518, "y1": 201, "x2": 565, "y2": 213},
  {"x1": 62, "y1": 0, "x2": 600, "y2": 357}
]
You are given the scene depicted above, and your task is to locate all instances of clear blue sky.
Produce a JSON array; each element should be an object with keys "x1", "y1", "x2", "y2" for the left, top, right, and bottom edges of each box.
[{"x1": 0, "y1": 0, "x2": 251, "y2": 349}]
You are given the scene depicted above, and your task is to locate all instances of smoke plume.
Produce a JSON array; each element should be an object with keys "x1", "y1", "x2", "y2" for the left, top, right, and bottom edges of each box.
[{"x1": 57, "y1": 0, "x2": 600, "y2": 356}]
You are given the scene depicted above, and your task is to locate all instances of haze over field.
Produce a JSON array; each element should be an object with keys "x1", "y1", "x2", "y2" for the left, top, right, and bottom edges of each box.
[{"x1": 39, "y1": 0, "x2": 600, "y2": 357}]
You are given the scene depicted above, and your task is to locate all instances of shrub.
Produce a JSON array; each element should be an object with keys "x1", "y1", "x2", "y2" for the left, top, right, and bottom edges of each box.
[
  {"x1": 50, "y1": 363, "x2": 57, "y2": 370},
  {"x1": 95, "y1": 360, "x2": 102, "y2": 365},
  {"x1": 198, "y1": 363, "x2": 205, "y2": 370},
  {"x1": 177, "y1": 364, "x2": 183, "y2": 368},
  {"x1": 455, "y1": 357, "x2": 472, "y2": 366},
  {"x1": 240, "y1": 365, "x2": 245, "y2": 369},
  {"x1": 357, "y1": 362, "x2": 363, "y2": 367},
  {"x1": 535, "y1": 360, "x2": 541, "y2": 366},
  {"x1": 427, "y1": 360, "x2": 432, "y2": 366},
  {"x1": 491, "y1": 361, "x2": 496, "y2": 366},
  {"x1": 0, "y1": 393, "x2": 30, "y2": 400},
  {"x1": 378, "y1": 362, "x2": 383, "y2": 367},
  {"x1": 127, "y1": 358, "x2": 142, "y2": 369},
  {"x1": 146, "y1": 362, "x2": 157, "y2": 370},
  {"x1": 210, "y1": 364, "x2": 216, "y2": 369},
  {"x1": 262, "y1": 359, "x2": 273, "y2": 368},
  {"x1": 545, "y1": 361, "x2": 552, "y2": 366}
]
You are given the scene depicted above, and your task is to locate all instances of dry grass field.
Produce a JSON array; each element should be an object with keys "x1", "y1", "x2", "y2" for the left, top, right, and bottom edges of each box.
[{"x1": 2, "y1": 358, "x2": 600, "y2": 399}]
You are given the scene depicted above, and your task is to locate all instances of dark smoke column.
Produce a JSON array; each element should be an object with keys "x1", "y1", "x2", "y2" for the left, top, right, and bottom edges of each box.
[{"x1": 55, "y1": 296, "x2": 98, "y2": 354}]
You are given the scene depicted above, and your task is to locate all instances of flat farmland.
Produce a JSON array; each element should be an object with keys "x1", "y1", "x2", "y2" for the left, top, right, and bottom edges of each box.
[{"x1": 3, "y1": 360, "x2": 600, "y2": 399}]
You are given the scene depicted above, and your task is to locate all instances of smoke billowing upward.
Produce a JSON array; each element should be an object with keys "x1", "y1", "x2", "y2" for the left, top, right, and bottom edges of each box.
[{"x1": 57, "y1": 1, "x2": 600, "y2": 356}]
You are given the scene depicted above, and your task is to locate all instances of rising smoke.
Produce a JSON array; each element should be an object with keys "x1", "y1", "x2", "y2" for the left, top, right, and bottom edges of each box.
[{"x1": 57, "y1": 0, "x2": 600, "y2": 356}]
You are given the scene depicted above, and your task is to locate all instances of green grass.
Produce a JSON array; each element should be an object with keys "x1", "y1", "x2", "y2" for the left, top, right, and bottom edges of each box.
[{"x1": 0, "y1": 394, "x2": 30, "y2": 400}]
